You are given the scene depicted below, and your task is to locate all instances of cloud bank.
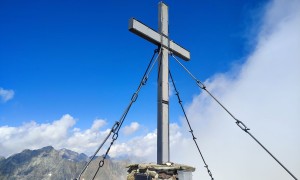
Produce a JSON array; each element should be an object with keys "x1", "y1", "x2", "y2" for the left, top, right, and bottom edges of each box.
[
  {"x1": 0, "y1": 114, "x2": 111, "y2": 157},
  {"x1": 170, "y1": 0, "x2": 300, "y2": 179},
  {"x1": 0, "y1": 87, "x2": 14, "y2": 103},
  {"x1": 0, "y1": 113, "x2": 184, "y2": 162}
]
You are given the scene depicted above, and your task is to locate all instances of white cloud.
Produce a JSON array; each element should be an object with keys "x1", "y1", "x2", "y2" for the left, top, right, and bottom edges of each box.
[
  {"x1": 0, "y1": 87, "x2": 14, "y2": 103},
  {"x1": 109, "y1": 123, "x2": 186, "y2": 161},
  {"x1": 109, "y1": 130, "x2": 157, "y2": 159},
  {"x1": 122, "y1": 122, "x2": 140, "y2": 135},
  {"x1": 0, "y1": 114, "x2": 110, "y2": 157},
  {"x1": 91, "y1": 119, "x2": 106, "y2": 131}
]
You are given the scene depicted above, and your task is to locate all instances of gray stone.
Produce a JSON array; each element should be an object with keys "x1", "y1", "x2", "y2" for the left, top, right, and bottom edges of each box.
[{"x1": 127, "y1": 163, "x2": 195, "y2": 180}]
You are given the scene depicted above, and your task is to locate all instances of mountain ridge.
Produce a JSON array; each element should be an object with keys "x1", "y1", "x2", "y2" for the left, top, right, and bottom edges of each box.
[{"x1": 0, "y1": 146, "x2": 130, "y2": 180}]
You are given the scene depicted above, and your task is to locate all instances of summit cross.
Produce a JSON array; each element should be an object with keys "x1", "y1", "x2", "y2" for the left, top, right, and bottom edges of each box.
[{"x1": 129, "y1": 2, "x2": 190, "y2": 164}]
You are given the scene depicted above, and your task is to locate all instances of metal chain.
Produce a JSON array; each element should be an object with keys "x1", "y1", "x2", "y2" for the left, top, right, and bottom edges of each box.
[
  {"x1": 169, "y1": 70, "x2": 214, "y2": 180},
  {"x1": 76, "y1": 48, "x2": 161, "y2": 180},
  {"x1": 90, "y1": 48, "x2": 161, "y2": 180},
  {"x1": 171, "y1": 54, "x2": 298, "y2": 180}
]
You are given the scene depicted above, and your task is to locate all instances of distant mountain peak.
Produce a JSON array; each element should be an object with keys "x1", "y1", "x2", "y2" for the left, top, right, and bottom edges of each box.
[
  {"x1": 41, "y1": 145, "x2": 54, "y2": 151},
  {"x1": 58, "y1": 148, "x2": 89, "y2": 162}
]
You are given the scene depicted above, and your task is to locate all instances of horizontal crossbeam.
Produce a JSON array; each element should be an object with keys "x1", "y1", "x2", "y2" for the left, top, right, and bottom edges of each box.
[{"x1": 129, "y1": 18, "x2": 190, "y2": 61}]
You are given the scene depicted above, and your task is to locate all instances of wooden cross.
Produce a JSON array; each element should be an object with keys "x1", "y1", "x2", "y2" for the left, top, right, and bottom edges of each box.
[{"x1": 129, "y1": 2, "x2": 190, "y2": 164}]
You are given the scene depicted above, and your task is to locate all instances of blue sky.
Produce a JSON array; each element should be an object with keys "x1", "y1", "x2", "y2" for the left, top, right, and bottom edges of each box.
[
  {"x1": 1, "y1": 0, "x2": 300, "y2": 179},
  {"x1": 0, "y1": 0, "x2": 264, "y2": 128}
]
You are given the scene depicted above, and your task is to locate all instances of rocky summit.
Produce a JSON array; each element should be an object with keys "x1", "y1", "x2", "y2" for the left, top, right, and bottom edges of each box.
[{"x1": 0, "y1": 146, "x2": 130, "y2": 180}]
